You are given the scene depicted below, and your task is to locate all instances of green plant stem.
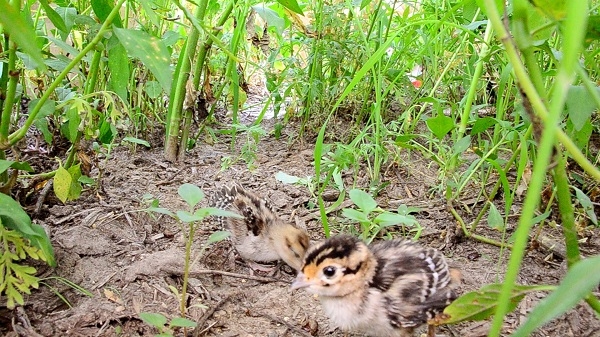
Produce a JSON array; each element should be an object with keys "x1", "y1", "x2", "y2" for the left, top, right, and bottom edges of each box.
[
  {"x1": 7, "y1": 0, "x2": 127, "y2": 146},
  {"x1": 181, "y1": 221, "x2": 195, "y2": 317},
  {"x1": 0, "y1": 34, "x2": 19, "y2": 147},
  {"x1": 552, "y1": 150, "x2": 580, "y2": 267},
  {"x1": 448, "y1": 203, "x2": 512, "y2": 249},
  {"x1": 485, "y1": 0, "x2": 589, "y2": 335}
]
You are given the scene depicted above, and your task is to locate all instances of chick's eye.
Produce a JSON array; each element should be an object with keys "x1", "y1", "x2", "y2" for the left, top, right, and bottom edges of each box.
[{"x1": 323, "y1": 266, "x2": 336, "y2": 277}]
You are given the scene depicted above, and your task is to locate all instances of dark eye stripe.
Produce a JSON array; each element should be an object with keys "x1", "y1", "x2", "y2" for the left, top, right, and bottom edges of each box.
[
  {"x1": 304, "y1": 235, "x2": 359, "y2": 266},
  {"x1": 342, "y1": 261, "x2": 362, "y2": 275}
]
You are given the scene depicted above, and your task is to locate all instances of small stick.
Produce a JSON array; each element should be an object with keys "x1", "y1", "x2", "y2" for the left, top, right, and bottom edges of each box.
[
  {"x1": 192, "y1": 292, "x2": 240, "y2": 337},
  {"x1": 34, "y1": 179, "x2": 53, "y2": 216}
]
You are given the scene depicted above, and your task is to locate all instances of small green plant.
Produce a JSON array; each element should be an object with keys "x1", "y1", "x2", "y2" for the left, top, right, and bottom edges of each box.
[
  {"x1": 0, "y1": 193, "x2": 55, "y2": 309},
  {"x1": 139, "y1": 312, "x2": 197, "y2": 337},
  {"x1": 341, "y1": 189, "x2": 421, "y2": 243},
  {"x1": 142, "y1": 183, "x2": 241, "y2": 334}
]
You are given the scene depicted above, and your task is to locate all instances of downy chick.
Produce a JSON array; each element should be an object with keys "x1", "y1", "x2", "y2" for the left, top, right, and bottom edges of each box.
[
  {"x1": 292, "y1": 235, "x2": 459, "y2": 337},
  {"x1": 210, "y1": 184, "x2": 309, "y2": 271}
]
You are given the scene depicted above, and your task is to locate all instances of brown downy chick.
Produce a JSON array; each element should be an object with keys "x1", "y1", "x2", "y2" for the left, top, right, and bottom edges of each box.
[
  {"x1": 210, "y1": 184, "x2": 309, "y2": 271},
  {"x1": 292, "y1": 235, "x2": 460, "y2": 337}
]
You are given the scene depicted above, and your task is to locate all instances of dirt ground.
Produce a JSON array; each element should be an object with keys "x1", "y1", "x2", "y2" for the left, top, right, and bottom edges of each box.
[{"x1": 2, "y1": 113, "x2": 600, "y2": 337}]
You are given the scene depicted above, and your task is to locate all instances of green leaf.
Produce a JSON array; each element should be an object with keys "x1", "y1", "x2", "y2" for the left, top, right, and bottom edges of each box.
[
  {"x1": 139, "y1": 312, "x2": 168, "y2": 328},
  {"x1": 0, "y1": 160, "x2": 15, "y2": 175},
  {"x1": 113, "y1": 28, "x2": 172, "y2": 95},
  {"x1": 39, "y1": 0, "x2": 68, "y2": 34},
  {"x1": 176, "y1": 210, "x2": 204, "y2": 223},
  {"x1": 511, "y1": 256, "x2": 600, "y2": 337},
  {"x1": 66, "y1": 106, "x2": 81, "y2": 143},
  {"x1": 276, "y1": 0, "x2": 304, "y2": 15},
  {"x1": 530, "y1": 0, "x2": 566, "y2": 20},
  {"x1": 91, "y1": 0, "x2": 122, "y2": 27},
  {"x1": 170, "y1": 316, "x2": 198, "y2": 328},
  {"x1": 252, "y1": 4, "x2": 285, "y2": 34},
  {"x1": 566, "y1": 85, "x2": 599, "y2": 131},
  {"x1": 573, "y1": 187, "x2": 598, "y2": 225},
  {"x1": 178, "y1": 183, "x2": 204, "y2": 208},
  {"x1": 275, "y1": 171, "x2": 301, "y2": 184},
  {"x1": 147, "y1": 207, "x2": 175, "y2": 217},
  {"x1": 0, "y1": 0, "x2": 46, "y2": 69},
  {"x1": 349, "y1": 189, "x2": 378, "y2": 213},
  {"x1": 107, "y1": 42, "x2": 130, "y2": 103},
  {"x1": 54, "y1": 6, "x2": 78, "y2": 34},
  {"x1": 122, "y1": 137, "x2": 151, "y2": 147},
  {"x1": 0, "y1": 194, "x2": 37, "y2": 237},
  {"x1": 426, "y1": 113, "x2": 454, "y2": 139},
  {"x1": 487, "y1": 203, "x2": 504, "y2": 229},
  {"x1": 373, "y1": 213, "x2": 418, "y2": 227},
  {"x1": 207, "y1": 231, "x2": 231, "y2": 244},
  {"x1": 441, "y1": 284, "x2": 550, "y2": 325},
  {"x1": 54, "y1": 164, "x2": 72, "y2": 204},
  {"x1": 453, "y1": 135, "x2": 471, "y2": 155},
  {"x1": 471, "y1": 117, "x2": 497, "y2": 135},
  {"x1": 342, "y1": 208, "x2": 369, "y2": 223},
  {"x1": 144, "y1": 81, "x2": 163, "y2": 99}
]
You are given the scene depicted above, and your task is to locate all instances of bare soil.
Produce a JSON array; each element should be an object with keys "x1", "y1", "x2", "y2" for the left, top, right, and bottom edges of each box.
[{"x1": 2, "y1": 115, "x2": 599, "y2": 337}]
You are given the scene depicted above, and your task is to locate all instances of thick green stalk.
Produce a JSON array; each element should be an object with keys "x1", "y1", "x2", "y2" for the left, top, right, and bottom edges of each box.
[
  {"x1": 0, "y1": 37, "x2": 18, "y2": 148},
  {"x1": 486, "y1": 0, "x2": 589, "y2": 335},
  {"x1": 552, "y1": 151, "x2": 580, "y2": 267},
  {"x1": 7, "y1": 0, "x2": 127, "y2": 146}
]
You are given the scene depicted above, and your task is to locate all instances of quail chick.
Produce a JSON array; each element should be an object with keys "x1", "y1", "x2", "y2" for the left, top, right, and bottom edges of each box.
[
  {"x1": 291, "y1": 235, "x2": 459, "y2": 337},
  {"x1": 210, "y1": 184, "x2": 309, "y2": 271}
]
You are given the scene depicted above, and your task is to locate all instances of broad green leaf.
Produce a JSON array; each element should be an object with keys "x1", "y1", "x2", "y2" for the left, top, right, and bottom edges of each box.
[
  {"x1": 471, "y1": 117, "x2": 497, "y2": 134},
  {"x1": 573, "y1": 187, "x2": 598, "y2": 225},
  {"x1": 67, "y1": 164, "x2": 83, "y2": 200},
  {"x1": 373, "y1": 213, "x2": 418, "y2": 227},
  {"x1": 487, "y1": 203, "x2": 504, "y2": 229},
  {"x1": 122, "y1": 137, "x2": 151, "y2": 147},
  {"x1": 147, "y1": 207, "x2": 175, "y2": 217},
  {"x1": 66, "y1": 106, "x2": 81, "y2": 143},
  {"x1": 0, "y1": 0, "x2": 45, "y2": 69},
  {"x1": 139, "y1": 312, "x2": 167, "y2": 328},
  {"x1": 348, "y1": 189, "x2": 377, "y2": 213},
  {"x1": 39, "y1": 0, "x2": 68, "y2": 34},
  {"x1": 585, "y1": 15, "x2": 600, "y2": 42},
  {"x1": 342, "y1": 208, "x2": 369, "y2": 223},
  {"x1": 276, "y1": 0, "x2": 303, "y2": 15},
  {"x1": 27, "y1": 223, "x2": 56, "y2": 267},
  {"x1": 162, "y1": 31, "x2": 181, "y2": 47},
  {"x1": 252, "y1": 4, "x2": 285, "y2": 34},
  {"x1": 176, "y1": 210, "x2": 204, "y2": 223},
  {"x1": 440, "y1": 283, "x2": 551, "y2": 325},
  {"x1": 426, "y1": 113, "x2": 454, "y2": 139},
  {"x1": 170, "y1": 317, "x2": 198, "y2": 328},
  {"x1": 113, "y1": 28, "x2": 172, "y2": 95},
  {"x1": 54, "y1": 164, "x2": 72, "y2": 203},
  {"x1": 511, "y1": 256, "x2": 600, "y2": 337},
  {"x1": 145, "y1": 81, "x2": 163, "y2": 99},
  {"x1": 98, "y1": 119, "x2": 116, "y2": 144},
  {"x1": 275, "y1": 171, "x2": 301, "y2": 184},
  {"x1": 178, "y1": 183, "x2": 204, "y2": 208},
  {"x1": 0, "y1": 160, "x2": 15, "y2": 175},
  {"x1": 54, "y1": 6, "x2": 78, "y2": 34},
  {"x1": 137, "y1": 0, "x2": 160, "y2": 27},
  {"x1": 207, "y1": 231, "x2": 231, "y2": 244},
  {"x1": 0, "y1": 193, "x2": 37, "y2": 237},
  {"x1": 530, "y1": 0, "x2": 566, "y2": 20},
  {"x1": 91, "y1": 0, "x2": 123, "y2": 27},
  {"x1": 566, "y1": 86, "x2": 599, "y2": 131},
  {"x1": 568, "y1": 118, "x2": 593, "y2": 151},
  {"x1": 108, "y1": 42, "x2": 129, "y2": 103},
  {"x1": 453, "y1": 135, "x2": 471, "y2": 155}
]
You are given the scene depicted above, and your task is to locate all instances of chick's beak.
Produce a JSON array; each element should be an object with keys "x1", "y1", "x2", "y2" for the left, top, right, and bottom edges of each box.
[{"x1": 291, "y1": 272, "x2": 311, "y2": 290}]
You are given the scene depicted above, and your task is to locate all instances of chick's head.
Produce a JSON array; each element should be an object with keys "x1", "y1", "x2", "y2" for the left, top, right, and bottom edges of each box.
[
  {"x1": 292, "y1": 235, "x2": 376, "y2": 297},
  {"x1": 271, "y1": 224, "x2": 309, "y2": 271}
]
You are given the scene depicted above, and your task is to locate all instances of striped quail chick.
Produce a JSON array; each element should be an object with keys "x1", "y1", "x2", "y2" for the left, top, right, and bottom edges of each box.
[
  {"x1": 210, "y1": 184, "x2": 309, "y2": 271},
  {"x1": 292, "y1": 235, "x2": 460, "y2": 337}
]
